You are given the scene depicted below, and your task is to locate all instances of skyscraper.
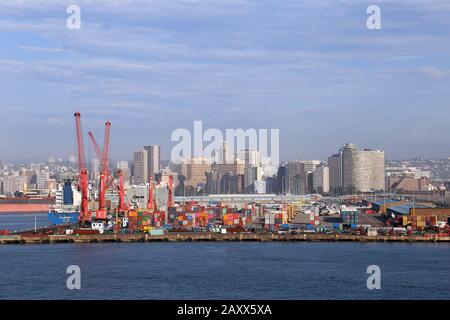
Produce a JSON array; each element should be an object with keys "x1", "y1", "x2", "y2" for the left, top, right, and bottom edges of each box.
[
  {"x1": 237, "y1": 149, "x2": 260, "y2": 167},
  {"x1": 36, "y1": 170, "x2": 50, "y2": 190},
  {"x1": 313, "y1": 165, "x2": 330, "y2": 193},
  {"x1": 133, "y1": 149, "x2": 148, "y2": 185},
  {"x1": 144, "y1": 145, "x2": 160, "y2": 176},
  {"x1": 329, "y1": 143, "x2": 385, "y2": 193},
  {"x1": 244, "y1": 165, "x2": 263, "y2": 193},
  {"x1": 328, "y1": 153, "x2": 341, "y2": 192}
]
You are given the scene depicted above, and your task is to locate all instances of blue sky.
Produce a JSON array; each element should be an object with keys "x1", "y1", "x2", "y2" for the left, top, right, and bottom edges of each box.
[{"x1": 1, "y1": 0, "x2": 450, "y2": 162}]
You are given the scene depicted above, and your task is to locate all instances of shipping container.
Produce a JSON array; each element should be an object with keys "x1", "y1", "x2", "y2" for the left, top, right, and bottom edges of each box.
[{"x1": 149, "y1": 228, "x2": 164, "y2": 236}]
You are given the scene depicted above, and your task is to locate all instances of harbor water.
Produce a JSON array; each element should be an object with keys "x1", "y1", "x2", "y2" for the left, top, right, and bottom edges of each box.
[
  {"x1": 0, "y1": 241, "x2": 449, "y2": 300},
  {"x1": 0, "y1": 213, "x2": 48, "y2": 232}
]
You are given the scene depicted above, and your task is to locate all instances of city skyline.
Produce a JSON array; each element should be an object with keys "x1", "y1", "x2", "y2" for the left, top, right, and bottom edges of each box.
[
  {"x1": 3, "y1": 140, "x2": 450, "y2": 165},
  {"x1": 1, "y1": 1, "x2": 450, "y2": 161},
  {"x1": 2, "y1": 1, "x2": 450, "y2": 305}
]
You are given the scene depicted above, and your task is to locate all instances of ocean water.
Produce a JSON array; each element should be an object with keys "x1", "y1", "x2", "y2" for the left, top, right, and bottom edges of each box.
[
  {"x1": 0, "y1": 213, "x2": 48, "y2": 232},
  {"x1": 0, "y1": 242, "x2": 449, "y2": 300}
]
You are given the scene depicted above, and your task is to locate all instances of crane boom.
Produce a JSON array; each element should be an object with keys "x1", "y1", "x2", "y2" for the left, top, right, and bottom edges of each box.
[
  {"x1": 74, "y1": 112, "x2": 90, "y2": 222},
  {"x1": 102, "y1": 121, "x2": 111, "y2": 173},
  {"x1": 87, "y1": 123, "x2": 111, "y2": 220},
  {"x1": 168, "y1": 175, "x2": 173, "y2": 208},
  {"x1": 118, "y1": 170, "x2": 127, "y2": 211},
  {"x1": 74, "y1": 112, "x2": 86, "y2": 172},
  {"x1": 147, "y1": 176, "x2": 155, "y2": 212}
]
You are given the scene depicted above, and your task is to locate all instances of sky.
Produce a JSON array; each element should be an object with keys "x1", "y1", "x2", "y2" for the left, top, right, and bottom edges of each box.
[{"x1": 1, "y1": 0, "x2": 450, "y2": 163}]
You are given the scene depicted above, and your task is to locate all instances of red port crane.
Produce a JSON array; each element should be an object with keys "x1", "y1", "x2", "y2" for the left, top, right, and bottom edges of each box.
[
  {"x1": 168, "y1": 175, "x2": 174, "y2": 208},
  {"x1": 147, "y1": 176, "x2": 155, "y2": 212},
  {"x1": 87, "y1": 121, "x2": 111, "y2": 220},
  {"x1": 74, "y1": 112, "x2": 90, "y2": 223},
  {"x1": 118, "y1": 170, "x2": 127, "y2": 212},
  {"x1": 102, "y1": 121, "x2": 111, "y2": 176}
]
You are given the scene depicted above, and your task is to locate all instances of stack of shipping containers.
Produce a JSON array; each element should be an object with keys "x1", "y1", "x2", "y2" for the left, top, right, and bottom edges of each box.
[
  {"x1": 340, "y1": 206, "x2": 359, "y2": 227},
  {"x1": 309, "y1": 207, "x2": 320, "y2": 227},
  {"x1": 264, "y1": 209, "x2": 288, "y2": 230}
]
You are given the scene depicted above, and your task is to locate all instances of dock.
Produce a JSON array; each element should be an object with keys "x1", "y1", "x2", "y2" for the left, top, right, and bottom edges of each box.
[{"x1": 1, "y1": 233, "x2": 449, "y2": 244}]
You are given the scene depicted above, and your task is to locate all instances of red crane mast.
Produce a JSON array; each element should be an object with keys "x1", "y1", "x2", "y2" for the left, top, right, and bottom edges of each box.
[
  {"x1": 168, "y1": 175, "x2": 174, "y2": 208},
  {"x1": 87, "y1": 121, "x2": 111, "y2": 220},
  {"x1": 147, "y1": 176, "x2": 154, "y2": 212},
  {"x1": 102, "y1": 121, "x2": 111, "y2": 174},
  {"x1": 118, "y1": 170, "x2": 127, "y2": 212},
  {"x1": 74, "y1": 112, "x2": 90, "y2": 222}
]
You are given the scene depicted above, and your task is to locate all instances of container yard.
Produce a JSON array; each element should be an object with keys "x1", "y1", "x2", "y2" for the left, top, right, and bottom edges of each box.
[{"x1": 7, "y1": 112, "x2": 448, "y2": 244}]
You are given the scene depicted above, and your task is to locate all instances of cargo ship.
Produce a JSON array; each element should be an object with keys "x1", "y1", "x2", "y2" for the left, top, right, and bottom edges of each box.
[
  {"x1": 48, "y1": 206, "x2": 80, "y2": 225},
  {"x1": 0, "y1": 196, "x2": 55, "y2": 213},
  {"x1": 47, "y1": 181, "x2": 80, "y2": 225}
]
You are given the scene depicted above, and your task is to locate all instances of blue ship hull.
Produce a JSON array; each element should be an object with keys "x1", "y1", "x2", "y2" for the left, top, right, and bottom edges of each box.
[{"x1": 48, "y1": 212, "x2": 80, "y2": 225}]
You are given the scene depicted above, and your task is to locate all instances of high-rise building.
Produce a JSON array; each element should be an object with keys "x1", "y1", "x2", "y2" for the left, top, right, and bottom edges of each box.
[
  {"x1": 351, "y1": 148, "x2": 385, "y2": 192},
  {"x1": 237, "y1": 149, "x2": 260, "y2": 167},
  {"x1": 133, "y1": 149, "x2": 148, "y2": 185},
  {"x1": 276, "y1": 164, "x2": 288, "y2": 194},
  {"x1": 36, "y1": 170, "x2": 50, "y2": 190},
  {"x1": 328, "y1": 154, "x2": 341, "y2": 192},
  {"x1": 287, "y1": 160, "x2": 321, "y2": 177},
  {"x1": 205, "y1": 170, "x2": 220, "y2": 194},
  {"x1": 285, "y1": 160, "x2": 322, "y2": 194},
  {"x1": 244, "y1": 166, "x2": 263, "y2": 193},
  {"x1": 329, "y1": 143, "x2": 385, "y2": 193},
  {"x1": 313, "y1": 165, "x2": 330, "y2": 193},
  {"x1": 173, "y1": 158, "x2": 212, "y2": 193},
  {"x1": 292, "y1": 172, "x2": 309, "y2": 195},
  {"x1": 302, "y1": 160, "x2": 322, "y2": 173},
  {"x1": 287, "y1": 160, "x2": 303, "y2": 178},
  {"x1": 2, "y1": 175, "x2": 27, "y2": 195},
  {"x1": 144, "y1": 145, "x2": 160, "y2": 176}
]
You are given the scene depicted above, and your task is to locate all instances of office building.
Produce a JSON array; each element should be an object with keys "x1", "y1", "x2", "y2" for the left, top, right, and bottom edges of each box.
[
  {"x1": 237, "y1": 149, "x2": 260, "y2": 167},
  {"x1": 144, "y1": 145, "x2": 160, "y2": 176},
  {"x1": 133, "y1": 149, "x2": 148, "y2": 185},
  {"x1": 329, "y1": 143, "x2": 385, "y2": 193},
  {"x1": 36, "y1": 170, "x2": 50, "y2": 190},
  {"x1": 328, "y1": 154, "x2": 341, "y2": 192},
  {"x1": 313, "y1": 165, "x2": 330, "y2": 193}
]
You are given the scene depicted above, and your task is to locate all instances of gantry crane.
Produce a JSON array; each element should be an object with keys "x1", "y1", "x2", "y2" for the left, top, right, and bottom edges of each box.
[
  {"x1": 89, "y1": 122, "x2": 128, "y2": 217},
  {"x1": 147, "y1": 176, "x2": 155, "y2": 212},
  {"x1": 74, "y1": 112, "x2": 91, "y2": 223},
  {"x1": 168, "y1": 175, "x2": 174, "y2": 208},
  {"x1": 88, "y1": 121, "x2": 111, "y2": 220},
  {"x1": 117, "y1": 170, "x2": 128, "y2": 212}
]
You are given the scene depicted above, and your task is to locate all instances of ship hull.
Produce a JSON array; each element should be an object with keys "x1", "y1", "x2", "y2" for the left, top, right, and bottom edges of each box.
[
  {"x1": 48, "y1": 212, "x2": 80, "y2": 225},
  {"x1": 0, "y1": 204, "x2": 50, "y2": 213},
  {"x1": 0, "y1": 197, "x2": 55, "y2": 213}
]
